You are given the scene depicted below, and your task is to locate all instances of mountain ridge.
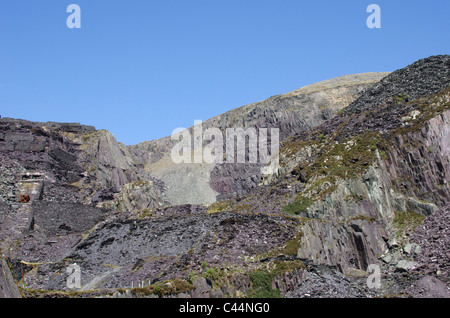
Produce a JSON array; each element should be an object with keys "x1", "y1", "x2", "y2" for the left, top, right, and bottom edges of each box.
[{"x1": 127, "y1": 72, "x2": 389, "y2": 205}]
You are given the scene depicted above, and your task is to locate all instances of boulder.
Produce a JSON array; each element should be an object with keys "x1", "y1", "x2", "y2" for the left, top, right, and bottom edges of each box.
[{"x1": 395, "y1": 260, "x2": 419, "y2": 272}]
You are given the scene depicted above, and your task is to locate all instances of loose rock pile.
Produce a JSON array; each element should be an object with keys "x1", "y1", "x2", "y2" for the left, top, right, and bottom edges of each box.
[
  {"x1": 412, "y1": 206, "x2": 450, "y2": 282},
  {"x1": 344, "y1": 55, "x2": 450, "y2": 115},
  {"x1": 0, "y1": 156, "x2": 25, "y2": 203}
]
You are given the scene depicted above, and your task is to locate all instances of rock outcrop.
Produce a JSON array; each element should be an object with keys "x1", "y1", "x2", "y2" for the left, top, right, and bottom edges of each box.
[
  {"x1": 0, "y1": 257, "x2": 21, "y2": 298},
  {"x1": 129, "y1": 73, "x2": 389, "y2": 204}
]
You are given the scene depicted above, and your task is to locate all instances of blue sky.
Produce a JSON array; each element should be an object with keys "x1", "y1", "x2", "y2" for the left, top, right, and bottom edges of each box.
[{"x1": 0, "y1": 1, "x2": 449, "y2": 145}]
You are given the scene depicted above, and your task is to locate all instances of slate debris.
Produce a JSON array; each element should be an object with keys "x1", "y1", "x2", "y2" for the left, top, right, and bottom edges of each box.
[
  {"x1": 411, "y1": 206, "x2": 450, "y2": 281},
  {"x1": 344, "y1": 55, "x2": 450, "y2": 116}
]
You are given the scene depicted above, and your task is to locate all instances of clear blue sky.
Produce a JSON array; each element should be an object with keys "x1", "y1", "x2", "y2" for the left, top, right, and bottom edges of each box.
[{"x1": 0, "y1": 0, "x2": 449, "y2": 145}]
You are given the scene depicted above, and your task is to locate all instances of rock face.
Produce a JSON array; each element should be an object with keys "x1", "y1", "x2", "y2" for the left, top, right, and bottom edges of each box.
[
  {"x1": 98, "y1": 180, "x2": 168, "y2": 213},
  {"x1": 0, "y1": 118, "x2": 168, "y2": 209},
  {"x1": 290, "y1": 103, "x2": 450, "y2": 273},
  {"x1": 256, "y1": 55, "x2": 449, "y2": 297},
  {"x1": 0, "y1": 257, "x2": 21, "y2": 298},
  {"x1": 129, "y1": 72, "x2": 389, "y2": 204},
  {"x1": 0, "y1": 55, "x2": 449, "y2": 298},
  {"x1": 30, "y1": 202, "x2": 107, "y2": 235}
]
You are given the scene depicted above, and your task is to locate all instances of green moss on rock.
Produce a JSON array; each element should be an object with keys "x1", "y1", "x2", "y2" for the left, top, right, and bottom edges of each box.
[
  {"x1": 248, "y1": 270, "x2": 281, "y2": 298},
  {"x1": 208, "y1": 201, "x2": 232, "y2": 214},
  {"x1": 282, "y1": 232, "x2": 304, "y2": 255},
  {"x1": 393, "y1": 210, "x2": 426, "y2": 240},
  {"x1": 282, "y1": 198, "x2": 313, "y2": 216}
]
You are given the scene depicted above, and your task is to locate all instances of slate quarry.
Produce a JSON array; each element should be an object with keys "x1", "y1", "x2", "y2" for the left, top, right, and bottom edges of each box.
[{"x1": 0, "y1": 55, "x2": 449, "y2": 298}]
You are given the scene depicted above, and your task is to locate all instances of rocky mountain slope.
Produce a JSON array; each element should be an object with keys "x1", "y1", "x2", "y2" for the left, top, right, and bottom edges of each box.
[
  {"x1": 0, "y1": 55, "x2": 448, "y2": 298},
  {"x1": 129, "y1": 72, "x2": 389, "y2": 205}
]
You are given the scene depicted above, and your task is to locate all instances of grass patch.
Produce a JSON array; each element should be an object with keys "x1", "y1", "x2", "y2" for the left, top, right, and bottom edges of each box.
[
  {"x1": 248, "y1": 270, "x2": 281, "y2": 298},
  {"x1": 393, "y1": 210, "x2": 426, "y2": 240},
  {"x1": 270, "y1": 260, "x2": 306, "y2": 277},
  {"x1": 287, "y1": 131, "x2": 387, "y2": 201},
  {"x1": 20, "y1": 288, "x2": 114, "y2": 298},
  {"x1": 282, "y1": 232, "x2": 304, "y2": 256},
  {"x1": 392, "y1": 87, "x2": 450, "y2": 138},
  {"x1": 136, "y1": 208, "x2": 153, "y2": 219},
  {"x1": 208, "y1": 201, "x2": 232, "y2": 214},
  {"x1": 247, "y1": 259, "x2": 306, "y2": 298},
  {"x1": 130, "y1": 279, "x2": 194, "y2": 298},
  {"x1": 282, "y1": 198, "x2": 313, "y2": 216}
]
